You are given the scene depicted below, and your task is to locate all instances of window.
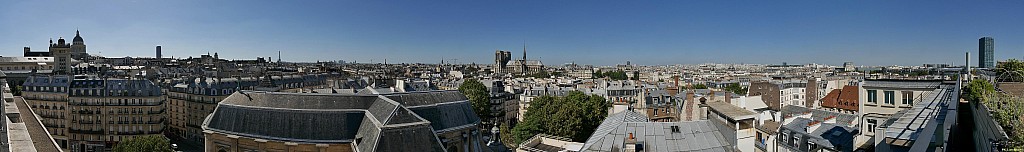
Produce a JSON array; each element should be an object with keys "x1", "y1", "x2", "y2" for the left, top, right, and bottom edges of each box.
[
  {"x1": 792, "y1": 136, "x2": 800, "y2": 147},
  {"x1": 781, "y1": 132, "x2": 788, "y2": 144},
  {"x1": 902, "y1": 91, "x2": 914, "y2": 105},
  {"x1": 884, "y1": 91, "x2": 895, "y2": 105},
  {"x1": 867, "y1": 119, "x2": 878, "y2": 133},
  {"x1": 867, "y1": 90, "x2": 877, "y2": 103}
]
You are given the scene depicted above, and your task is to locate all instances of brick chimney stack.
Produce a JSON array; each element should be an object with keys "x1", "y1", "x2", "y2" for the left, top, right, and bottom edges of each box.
[{"x1": 726, "y1": 91, "x2": 732, "y2": 104}]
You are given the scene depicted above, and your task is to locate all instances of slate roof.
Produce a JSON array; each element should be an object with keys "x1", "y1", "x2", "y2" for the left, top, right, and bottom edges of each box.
[
  {"x1": 203, "y1": 90, "x2": 479, "y2": 151},
  {"x1": 781, "y1": 105, "x2": 858, "y2": 126},
  {"x1": 581, "y1": 111, "x2": 735, "y2": 152},
  {"x1": 779, "y1": 118, "x2": 859, "y2": 152}
]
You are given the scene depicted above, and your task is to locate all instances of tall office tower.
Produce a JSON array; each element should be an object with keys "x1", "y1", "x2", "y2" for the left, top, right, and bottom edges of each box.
[
  {"x1": 156, "y1": 46, "x2": 162, "y2": 59},
  {"x1": 979, "y1": 37, "x2": 994, "y2": 68}
]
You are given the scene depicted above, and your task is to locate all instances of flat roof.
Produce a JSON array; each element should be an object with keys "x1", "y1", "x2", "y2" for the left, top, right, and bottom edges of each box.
[
  {"x1": 862, "y1": 80, "x2": 942, "y2": 90},
  {"x1": 882, "y1": 84, "x2": 957, "y2": 146},
  {"x1": 706, "y1": 101, "x2": 757, "y2": 120}
]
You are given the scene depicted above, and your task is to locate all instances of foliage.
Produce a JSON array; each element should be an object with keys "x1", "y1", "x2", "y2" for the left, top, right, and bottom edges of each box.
[
  {"x1": 997, "y1": 59, "x2": 1024, "y2": 81},
  {"x1": 593, "y1": 70, "x2": 603, "y2": 79},
  {"x1": 980, "y1": 91, "x2": 1024, "y2": 150},
  {"x1": 692, "y1": 83, "x2": 708, "y2": 89},
  {"x1": 527, "y1": 70, "x2": 551, "y2": 78},
  {"x1": 500, "y1": 123, "x2": 517, "y2": 148},
  {"x1": 112, "y1": 135, "x2": 172, "y2": 152},
  {"x1": 601, "y1": 70, "x2": 629, "y2": 80},
  {"x1": 511, "y1": 91, "x2": 609, "y2": 144},
  {"x1": 459, "y1": 79, "x2": 492, "y2": 120},
  {"x1": 632, "y1": 71, "x2": 640, "y2": 80},
  {"x1": 550, "y1": 71, "x2": 564, "y2": 77},
  {"x1": 11, "y1": 85, "x2": 21, "y2": 96},
  {"x1": 723, "y1": 83, "x2": 747, "y2": 95},
  {"x1": 908, "y1": 70, "x2": 930, "y2": 76},
  {"x1": 962, "y1": 79, "x2": 995, "y2": 102}
]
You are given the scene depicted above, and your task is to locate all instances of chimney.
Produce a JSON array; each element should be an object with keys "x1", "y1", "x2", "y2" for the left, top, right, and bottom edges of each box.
[
  {"x1": 23, "y1": 47, "x2": 30, "y2": 53},
  {"x1": 709, "y1": 90, "x2": 716, "y2": 101},
  {"x1": 725, "y1": 91, "x2": 732, "y2": 104},
  {"x1": 686, "y1": 91, "x2": 695, "y2": 103},
  {"x1": 674, "y1": 76, "x2": 679, "y2": 88}
]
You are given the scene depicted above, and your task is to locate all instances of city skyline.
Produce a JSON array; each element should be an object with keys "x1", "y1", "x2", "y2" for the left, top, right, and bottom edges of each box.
[{"x1": 2, "y1": 0, "x2": 1023, "y2": 66}]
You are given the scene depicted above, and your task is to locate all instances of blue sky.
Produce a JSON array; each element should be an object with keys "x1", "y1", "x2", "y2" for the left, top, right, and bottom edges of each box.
[{"x1": 1, "y1": 0, "x2": 1022, "y2": 66}]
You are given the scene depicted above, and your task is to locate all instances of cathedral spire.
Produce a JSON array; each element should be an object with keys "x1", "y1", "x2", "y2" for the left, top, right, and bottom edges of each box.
[{"x1": 522, "y1": 42, "x2": 527, "y2": 60}]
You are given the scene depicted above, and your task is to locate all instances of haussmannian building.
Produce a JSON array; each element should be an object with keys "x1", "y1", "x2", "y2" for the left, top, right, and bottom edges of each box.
[
  {"x1": 202, "y1": 90, "x2": 486, "y2": 152},
  {"x1": 23, "y1": 75, "x2": 164, "y2": 151}
]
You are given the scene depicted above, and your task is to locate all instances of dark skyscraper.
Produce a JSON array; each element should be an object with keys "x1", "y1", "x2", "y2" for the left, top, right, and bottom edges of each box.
[
  {"x1": 979, "y1": 37, "x2": 994, "y2": 68},
  {"x1": 156, "y1": 45, "x2": 162, "y2": 59}
]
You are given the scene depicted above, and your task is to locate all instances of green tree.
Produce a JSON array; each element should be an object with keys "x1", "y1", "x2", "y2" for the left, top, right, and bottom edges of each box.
[
  {"x1": 723, "y1": 83, "x2": 747, "y2": 95},
  {"x1": 511, "y1": 91, "x2": 609, "y2": 144},
  {"x1": 692, "y1": 84, "x2": 709, "y2": 89},
  {"x1": 459, "y1": 79, "x2": 492, "y2": 120},
  {"x1": 997, "y1": 59, "x2": 1024, "y2": 81},
  {"x1": 528, "y1": 70, "x2": 551, "y2": 78},
  {"x1": 593, "y1": 70, "x2": 603, "y2": 79},
  {"x1": 962, "y1": 79, "x2": 995, "y2": 102},
  {"x1": 500, "y1": 123, "x2": 517, "y2": 148},
  {"x1": 112, "y1": 135, "x2": 172, "y2": 152},
  {"x1": 604, "y1": 70, "x2": 629, "y2": 80},
  {"x1": 632, "y1": 71, "x2": 640, "y2": 80}
]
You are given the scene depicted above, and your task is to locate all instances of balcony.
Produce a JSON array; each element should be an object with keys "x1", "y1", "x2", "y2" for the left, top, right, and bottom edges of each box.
[
  {"x1": 76, "y1": 110, "x2": 99, "y2": 115},
  {"x1": 69, "y1": 100, "x2": 164, "y2": 106},
  {"x1": 755, "y1": 141, "x2": 768, "y2": 151},
  {"x1": 68, "y1": 129, "x2": 104, "y2": 134}
]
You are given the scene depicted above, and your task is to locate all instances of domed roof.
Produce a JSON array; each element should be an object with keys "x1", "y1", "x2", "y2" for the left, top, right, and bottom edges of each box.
[
  {"x1": 57, "y1": 37, "x2": 66, "y2": 44},
  {"x1": 73, "y1": 30, "x2": 83, "y2": 42}
]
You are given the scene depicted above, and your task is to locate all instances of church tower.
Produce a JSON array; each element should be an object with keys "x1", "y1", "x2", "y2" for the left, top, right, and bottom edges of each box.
[{"x1": 50, "y1": 36, "x2": 72, "y2": 75}]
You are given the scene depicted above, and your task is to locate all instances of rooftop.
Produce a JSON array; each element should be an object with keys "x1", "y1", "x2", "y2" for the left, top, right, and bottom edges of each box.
[
  {"x1": 880, "y1": 84, "x2": 958, "y2": 149},
  {"x1": 706, "y1": 101, "x2": 757, "y2": 120},
  {"x1": 862, "y1": 80, "x2": 942, "y2": 90},
  {"x1": 581, "y1": 111, "x2": 735, "y2": 152},
  {"x1": 203, "y1": 90, "x2": 480, "y2": 151}
]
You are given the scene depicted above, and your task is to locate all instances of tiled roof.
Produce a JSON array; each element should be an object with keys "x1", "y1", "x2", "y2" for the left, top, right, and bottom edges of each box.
[{"x1": 820, "y1": 85, "x2": 859, "y2": 111}]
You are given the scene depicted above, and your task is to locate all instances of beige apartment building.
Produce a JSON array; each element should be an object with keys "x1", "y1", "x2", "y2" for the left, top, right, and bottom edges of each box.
[
  {"x1": 857, "y1": 80, "x2": 942, "y2": 148},
  {"x1": 23, "y1": 75, "x2": 165, "y2": 151}
]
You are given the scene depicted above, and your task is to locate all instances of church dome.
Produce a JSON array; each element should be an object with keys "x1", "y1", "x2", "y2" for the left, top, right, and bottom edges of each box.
[
  {"x1": 73, "y1": 30, "x2": 84, "y2": 42},
  {"x1": 57, "y1": 37, "x2": 66, "y2": 44}
]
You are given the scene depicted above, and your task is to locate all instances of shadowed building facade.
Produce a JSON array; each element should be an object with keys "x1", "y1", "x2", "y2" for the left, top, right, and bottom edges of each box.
[
  {"x1": 202, "y1": 90, "x2": 486, "y2": 152},
  {"x1": 22, "y1": 75, "x2": 164, "y2": 151}
]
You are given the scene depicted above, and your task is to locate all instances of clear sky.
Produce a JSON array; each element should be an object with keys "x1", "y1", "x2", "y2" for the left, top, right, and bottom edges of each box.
[{"x1": 1, "y1": 0, "x2": 1022, "y2": 66}]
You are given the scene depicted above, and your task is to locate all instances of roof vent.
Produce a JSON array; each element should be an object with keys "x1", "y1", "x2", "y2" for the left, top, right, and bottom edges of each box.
[{"x1": 671, "y1": 126, "x2": 680, "y2": 133}]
